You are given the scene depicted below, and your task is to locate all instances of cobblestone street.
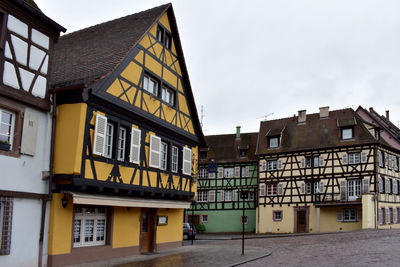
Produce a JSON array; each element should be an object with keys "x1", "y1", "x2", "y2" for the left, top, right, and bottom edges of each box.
[{"x1": 234, "y1": 229, "x2": 400, "y2": 267}]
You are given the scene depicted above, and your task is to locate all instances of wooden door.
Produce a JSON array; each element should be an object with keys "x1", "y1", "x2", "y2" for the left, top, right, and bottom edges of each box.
[
  {"x1": 140, "y1": 208, "x2": 156, "y2": 253},
  {"x1": 297, "y1": 210, "x2": 307, "y2": 233}
]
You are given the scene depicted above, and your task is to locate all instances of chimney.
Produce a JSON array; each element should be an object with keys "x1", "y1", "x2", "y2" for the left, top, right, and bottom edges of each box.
[
  {"x1": 386, "y1": 110, "x2": 390, "y2": 120},
  {"x1": 319, "y1": 106, "x2": 329, "y2": 118},
  {"x1": 236, "y1": 126, "x2": 241, "y2": 140},
  {"x1": 298, "y1": 110, "x2": 306, "y2": 124}
]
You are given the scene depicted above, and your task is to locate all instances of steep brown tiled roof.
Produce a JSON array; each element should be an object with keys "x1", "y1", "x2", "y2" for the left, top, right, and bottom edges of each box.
[
  {"x1": 51, "y1": 4, "x2": 170, "y2": 88},
  {"x1": 367, "y1": 107, "x2": 400, "y2": 140},
  {"x1": 201, "y1": 132, "x2": 259, "y2": 164},
  {"x1": 257, "y1": 108, "x2": 382, "y2": 155}
]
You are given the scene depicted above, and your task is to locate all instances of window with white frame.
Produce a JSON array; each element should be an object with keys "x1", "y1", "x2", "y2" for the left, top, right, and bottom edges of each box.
[
  {"x1": 197, "y1": 191, "x2": 208, "y2": 202},
  {"x1": 306, "y1": 183, "x2": 312, "y2": 194},
  {"x1": 161, "y1": 86, "x2": 175, "y2": 106},
  {"x1": 224, "y1": 168, "x2": 234, "y2": 178},
  {"x1": 241, "y1": 166, "x2": 250, "y2": 177},
  {"x1": 104, "y1": 123, "x2": 114, "y2": 158},
  {"x1": 160, "y1": 142, "x2": 168, "y2": 170},
  {"x1": 341, "y1": 127, "x2": 353, "y2": 140},
  {"x1": 343, "y1": 209, "x2": 357, "y2": 222},
  {"x1": 171, "y1": 146, "x2": 178, "y2": 173},
  {"x1": 267, "y1": 184, "x2": 277, "y2": 196},
  {"x1": 268, "y1": 136, "x2": 279, "y2": 148},
  {"x1": 143, "y1": 75, "x2": 158, "y2": 96},
  {"x1": 0, "y1": 109, "x2": 15, "y2": 148},
  {"x1": 73, "y1": 207, "x2": 107, "y2": 248},
  {"x1": 348, "y1": 152, "x2": 361, "y2": 164},
  {"x1": 117, "y1": 127, "x2": 126, "y2": 161},
  {"x1": 273, "y1": 210, "x2": 282, "y2": 221},
  {"x1": 347, "y1": 180, "x2": 361, "y2": 200},
  {"x1": 198, "y1": 168, "x2": 207, "y2": 179},
  {"x1": 224, "y1": 190, "x2": 233, "y2": 201},
  {"x1": 267, "y1": 160, "x2": 277, "y2": 171},
  {"x1": 247, "y1": 192, "x2": 255, "y2": 201},
  {"x1": 201, "y1": 215, "x2": 208, "y2": 223}
]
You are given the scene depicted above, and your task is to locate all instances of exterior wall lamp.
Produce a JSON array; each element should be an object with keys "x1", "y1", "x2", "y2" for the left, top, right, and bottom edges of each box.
[{"x1": 61, "y1": 194, "x2": 68, "y2": 208}]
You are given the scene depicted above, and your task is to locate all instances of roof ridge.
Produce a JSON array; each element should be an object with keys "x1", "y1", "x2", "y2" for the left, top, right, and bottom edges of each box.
[
  {"x1": 206, "y1": 132, "x2": 258, "y2": 137},
  {"x1": 60, "y1": 3, "x2": 170, "y2": 38},
  {"x1": 260, "y1": 108, "x2": 354, "y2": 124}
]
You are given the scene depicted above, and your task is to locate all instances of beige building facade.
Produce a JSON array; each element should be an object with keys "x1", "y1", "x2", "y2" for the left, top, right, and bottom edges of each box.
[{"x1": 256, "y1": 107, "x2": 400, "y2": 234}]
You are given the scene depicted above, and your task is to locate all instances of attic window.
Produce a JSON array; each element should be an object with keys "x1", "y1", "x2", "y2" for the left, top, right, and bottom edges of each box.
[
  {"x1": 268, "y1": 136, "x2": 279, "y2": 148},
  {"x1": 341, "y1": 127, "x2": 354, "y2": 140},
  {"x1": 143, "y1": 74, "x2": 159, "y2": 96},
  {"x1": 240, "y1": 148, "x2": 247, "y2": 158},
  {"x1": 161, "y1": 85, "x2": 175, "y2": 106},
  {"x1": 156, "y1": 24, "x2": 172, "y2": 50},
  {"x1": 375, "y1": 129, "x2": 380, "y2": 140},
  {"x1": 156, "y1": 26, "x2": 163, "y2": 42}
]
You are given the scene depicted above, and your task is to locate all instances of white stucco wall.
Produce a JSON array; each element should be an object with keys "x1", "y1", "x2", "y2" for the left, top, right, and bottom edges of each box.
[{"x1": 0, "y1": 108, "x2": 51, "y2": 194}]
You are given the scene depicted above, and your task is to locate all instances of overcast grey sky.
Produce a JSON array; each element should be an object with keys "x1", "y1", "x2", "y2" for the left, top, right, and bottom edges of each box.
[{"x1": 37, "y1": 0, "x2": 400, "y2": 135}]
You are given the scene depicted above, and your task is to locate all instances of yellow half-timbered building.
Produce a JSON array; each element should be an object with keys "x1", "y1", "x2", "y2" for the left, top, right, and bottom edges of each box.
[
  {"x1": 256, "y1": 107, "x2": 400, "y2": 234},
  {"x1": 47, "y1": 4, "x2": 205, "y2": 266}
]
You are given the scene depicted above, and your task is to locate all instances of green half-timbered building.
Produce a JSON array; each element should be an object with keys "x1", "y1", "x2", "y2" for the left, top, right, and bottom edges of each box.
[{"x1": 188, "y1": 127, "x2": 258, "y2": 233}]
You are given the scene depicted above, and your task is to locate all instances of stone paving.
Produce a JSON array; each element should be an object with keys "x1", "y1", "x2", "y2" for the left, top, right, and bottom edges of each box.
[{"x1": 67, "y1": 229, "x2": 400, "y2": 267}]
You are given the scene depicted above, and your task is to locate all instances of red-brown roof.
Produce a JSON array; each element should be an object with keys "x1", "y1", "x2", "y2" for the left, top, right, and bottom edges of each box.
[
  {"x1": 51, "y1": 4, "x2": 170, "y2": 88},
  {"x1": 201, "y1": 132, "x2": 259, "y2": 164},
  {"x1": 257, "y1": 108, "x2": 382, "y2": 155}
]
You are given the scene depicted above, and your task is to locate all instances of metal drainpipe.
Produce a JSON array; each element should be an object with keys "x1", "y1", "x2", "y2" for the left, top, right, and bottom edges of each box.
[{"x1": 38, "y1": 90, "x2": 57, "y2": 267}]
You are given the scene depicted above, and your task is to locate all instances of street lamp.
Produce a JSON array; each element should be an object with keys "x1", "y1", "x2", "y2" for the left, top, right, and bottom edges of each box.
[{"x1": 240, "y1": 190, "x2": 249, "y2": 255}]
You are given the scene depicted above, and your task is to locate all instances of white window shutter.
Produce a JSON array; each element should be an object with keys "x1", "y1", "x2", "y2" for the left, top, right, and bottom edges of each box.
[
  {"x1": 259, "y1": 184, "x2": 266, "y2": 197},
  {"x1": 182, "y1": 147, "x2": 192, "y2": 175},
  {"x1": 301, "y1": 157, "x2": 306, "y2": 168},
  {"x1": 278, "y1": 183, "x2": 284, "y2": 195},
  {"x1": 209, "y1": 190, "x2": 215, "y2": 202},
  {"x1": 129, "y1": 127, "x2": 141, "y2": 164},
  {"x1": 93, "y1": 114, "x2": 107, "y2": 156},
  {"x1": 234, "y1": 167, "x2": 240, "y2": 178},
  {"x1": 385, "y1": 179, "x2": 390, "y2": 193},
  {"x1": 361, "y1": 151, "x2": 367, "y2": 163},
  {"x1": 220, "y1": 190, "x2": 225, "y2": 201},
  {"x1": 319, "y1": 155, "x2": 324, "y2": 167},
  {"x1": 319, "y1": 181, "x2": 324, "y2": 194},
  {"x1": 362, "y1": 178, "x2": 370, "y2": 194},
  {"x1": 217, "y1": 167, "x2": 224, "y2": 178},
  {"x1": 300, "y1": 183, "x2": 305, "y2": 194},
  {"x1": 149, "y1": 135, "x2": 161, "y2": 168},
  {"x1": 340, "y1": 180, "x2": 347, "y2": 201},
  {"x1": 245, "y1": 166, "x2": 250, "y2": 177},
  {"x1": 277, "y1": 160, "x2": 283, "y2": 170},
  {"x1": 342, "y1": 154, "x2": 348, "y2": 165},
  {"x1": 393, "y1": 180, "x2": 397, "y2": 194},
  {"x1": 336, "y1": 210, "x2": 343, "y2": 221},
  {"x1": 233, "y1": 190, "x2": 237, "y2": 201}
]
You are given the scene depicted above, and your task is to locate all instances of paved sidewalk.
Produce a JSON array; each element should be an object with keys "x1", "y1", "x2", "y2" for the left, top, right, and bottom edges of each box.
[{"x1": 67, "y1": 242, "x2": 271, "y2": 267}]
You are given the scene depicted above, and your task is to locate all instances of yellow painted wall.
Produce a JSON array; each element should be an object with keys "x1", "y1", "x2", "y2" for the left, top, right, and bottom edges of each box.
[
  {"x1": 112, "y1": 207, "x2": 141, "y2": 248},
  {"x1": 319, "y1": 207, "x2": 361, "y2": 232},
  {"x1": 54, "y1": 103, "x2": 87, "y2": 174},
  {"x1": 48, "y1": 193, "x2": 73, "y2": 255},
  {"x1": 258, "y1": 205, "x2": 294, "y2": 233},
  {"x1": 156, "y1": 208, "x2": 183, "y2": 243}
]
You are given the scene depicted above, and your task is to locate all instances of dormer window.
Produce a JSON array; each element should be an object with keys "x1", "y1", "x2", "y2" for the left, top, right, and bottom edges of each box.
[
  {"x1": 341, "y1": 127, "x2": 353, "y2": 140},
  {"x1": 240, "y1": 149, "x2": 247, "y2": 158},
  {"x1": 200, "y1": 151, "x2": 208, "y2": 160},
  {"x1": 268, "y1": 136, "x2": 279, "y2": 148}
]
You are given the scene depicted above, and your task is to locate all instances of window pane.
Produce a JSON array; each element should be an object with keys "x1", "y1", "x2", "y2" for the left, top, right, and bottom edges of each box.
[
  {"x1": 85, "y1": 219, "x2": 94, "y2": 242},
  {"x1": 73, "y1": 220, "x2": 81, "y2": 243},
  {"x1": 342, "y1": 128, "x2": 353, "y2": 139},
  {"x1": 96, "y1": 219, "x2": 105, "y2": 241}
]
